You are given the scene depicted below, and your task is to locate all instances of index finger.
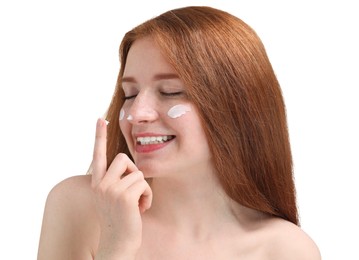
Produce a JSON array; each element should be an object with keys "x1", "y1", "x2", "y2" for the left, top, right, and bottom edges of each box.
[{"x1": 91, "y1": 118, "x2": 108, "y2": 186}]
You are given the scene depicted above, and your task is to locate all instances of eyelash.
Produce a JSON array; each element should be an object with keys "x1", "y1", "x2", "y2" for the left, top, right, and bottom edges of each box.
[
  {"x1": 161, "y1": 91, "x2": 183, "y2": 97},
  {"x1": 124, "y1": 94, "x2": 137, "y2": 100},
  {"x1": 123, "y1": 92, "x2": 183, "y2": 100}
]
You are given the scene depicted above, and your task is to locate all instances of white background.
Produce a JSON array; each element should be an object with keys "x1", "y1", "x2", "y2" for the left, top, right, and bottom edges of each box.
[{"x1": 1, "y1": 0, "x2": 358, "y2": 259}]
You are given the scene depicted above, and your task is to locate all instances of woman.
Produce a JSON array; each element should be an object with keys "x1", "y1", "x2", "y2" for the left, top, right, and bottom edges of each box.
[{"x1": 38, "y1": 6, "x2": 321, "y2": 259}]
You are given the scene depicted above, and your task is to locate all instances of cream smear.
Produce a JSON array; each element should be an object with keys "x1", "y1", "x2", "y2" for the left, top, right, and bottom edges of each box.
[
  {"x1": 167, "y1": 104, "x2": 191, "y2": 119},
  {"x1": 120, "y1": 108, "x2": 125, "y2": 120},
  {"x1": 119, "y1": 109, "x2": 125, "y2": 120}
]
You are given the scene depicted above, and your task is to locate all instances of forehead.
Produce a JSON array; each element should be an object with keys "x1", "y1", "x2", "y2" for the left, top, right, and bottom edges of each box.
[{"x1": 123, "y1": 37, "x2": 177, "y2": 80}]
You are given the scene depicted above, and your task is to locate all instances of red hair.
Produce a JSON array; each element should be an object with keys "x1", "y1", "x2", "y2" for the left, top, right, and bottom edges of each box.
[{"x1": 105, "y1": 6, "x2": 299, "y2": 225}]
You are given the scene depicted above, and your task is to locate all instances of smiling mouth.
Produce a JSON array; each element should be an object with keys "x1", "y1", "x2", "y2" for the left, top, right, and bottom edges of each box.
[{"x1": 136, "y1": 135, "x2": 175, "y2": 145}]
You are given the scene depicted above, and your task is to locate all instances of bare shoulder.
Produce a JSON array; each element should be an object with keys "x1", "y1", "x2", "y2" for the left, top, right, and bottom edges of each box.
[
  {"x1": 48, "y1": 174, "x2": 93, "y2": 202},
  {"x1": 264, "y1": 218, "x2": 321, "y2": 260},
  {"x1": 38, "y1": 175, "x2": 99, "y2": 260},
  {"x1": 43, "y1": 175, "x2": 94, "y2": 216}
]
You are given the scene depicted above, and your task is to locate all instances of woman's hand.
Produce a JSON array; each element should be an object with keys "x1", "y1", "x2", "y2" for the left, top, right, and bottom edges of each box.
[{"x1": 91, "y1": 118, "x2": 152, "y2": 259}]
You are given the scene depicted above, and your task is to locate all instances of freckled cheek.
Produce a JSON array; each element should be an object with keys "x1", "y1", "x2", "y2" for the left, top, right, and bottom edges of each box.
[
  {"x1": 120, "y1": 121, "x2": 135, "y2": 154},
  {"x1": 119, "y1": 110, "x2": 131, "y2": 130},
  {"x1": 171, "y1": 115, "x2": 193, "y2": 128},
  {"x1": 180, "y1": 112, "x2": 207, "y2": 139},
  {"x1": 119, "y1": 107, "x2": 132, "y2": 141},
  {"x1": 119, "y1": 119, "x2": 126, "y2": 132},
  {"x1": 171, "y1": 114, "x2": 198, "y2": 137}
]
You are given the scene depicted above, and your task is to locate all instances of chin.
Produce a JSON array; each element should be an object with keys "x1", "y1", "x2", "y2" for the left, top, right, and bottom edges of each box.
[{"x1": 137, "y1": 163, "x2": 164, "y2": 178}]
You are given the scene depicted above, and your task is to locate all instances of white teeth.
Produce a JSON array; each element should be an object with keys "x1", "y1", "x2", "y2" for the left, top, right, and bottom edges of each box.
[{"x1": 137, "y1": 136, "x2": 173, "y2": 145}]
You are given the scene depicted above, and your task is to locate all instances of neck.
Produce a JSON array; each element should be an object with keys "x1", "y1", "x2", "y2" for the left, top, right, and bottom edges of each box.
[{"x1": 144, "y1": 172, "x2": 246, "y2": 239}]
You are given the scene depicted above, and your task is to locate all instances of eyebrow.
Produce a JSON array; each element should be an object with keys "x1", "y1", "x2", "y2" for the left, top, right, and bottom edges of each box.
[{"x1": 121, "y1": 73, "x2": 180, "y2": 83}]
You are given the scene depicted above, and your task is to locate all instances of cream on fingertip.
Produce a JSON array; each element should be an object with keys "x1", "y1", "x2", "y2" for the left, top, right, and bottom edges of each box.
[{"x1": 98, "y1": 118, "x2": 109, "y2": 126}]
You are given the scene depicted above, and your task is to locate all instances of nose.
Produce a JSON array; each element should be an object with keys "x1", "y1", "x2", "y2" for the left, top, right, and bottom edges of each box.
[{"x1": 127, "y1": 92, "x2": 159, "y2": 124}]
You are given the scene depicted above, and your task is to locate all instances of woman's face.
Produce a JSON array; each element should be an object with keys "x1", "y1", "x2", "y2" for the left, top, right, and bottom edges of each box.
[{"x1": 119, "y1": 37, "x2": 212, "y2": 178}]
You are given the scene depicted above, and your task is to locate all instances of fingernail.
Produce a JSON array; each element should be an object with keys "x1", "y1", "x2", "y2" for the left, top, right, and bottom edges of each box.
[{"x1": 97, "y1": 118, "x2": 103, "y2": 127}]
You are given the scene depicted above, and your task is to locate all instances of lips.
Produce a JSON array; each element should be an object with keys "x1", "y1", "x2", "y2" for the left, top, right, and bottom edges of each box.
[
  {"x1": 134, "y1": 133, "x2": 175, "y2": 153},
  {"x1": 136, "y1": 135, "x2": 175, "y2": 145}
]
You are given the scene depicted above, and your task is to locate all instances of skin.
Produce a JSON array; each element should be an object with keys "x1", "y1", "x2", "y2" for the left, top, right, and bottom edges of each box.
[{"x1": 37, "y1": 37, "x2": 321, "y2": 259}]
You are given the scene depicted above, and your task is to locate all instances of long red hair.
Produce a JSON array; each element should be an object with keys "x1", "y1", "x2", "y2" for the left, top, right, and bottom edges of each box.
[{"x1": 105, "y1": 6, "x2": 299, "y2": 225}]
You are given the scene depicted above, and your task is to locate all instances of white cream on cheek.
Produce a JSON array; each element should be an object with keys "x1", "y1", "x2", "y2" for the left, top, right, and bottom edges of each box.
[
  {"x1": 119, "y1": 108, "x2": 125, "y2": 120},
  {"x1": 120, "y1": 105, "x2": 191, "y2": 121},
  {"x1": 119, "y1": 108, "x2": 133, "y2": 121},
  {"x1": 167, "y1": 104, "x2": 191, "y2": 119}
]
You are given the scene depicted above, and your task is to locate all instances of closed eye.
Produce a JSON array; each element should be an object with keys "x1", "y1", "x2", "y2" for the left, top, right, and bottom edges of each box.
[
  {"x1": 160, "y1": 91, "x2": 184, "y2": 97},
  {"x1": 124, "y1": 94, "x2": 137, "y2": 100}
]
